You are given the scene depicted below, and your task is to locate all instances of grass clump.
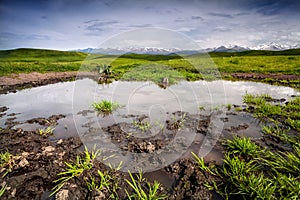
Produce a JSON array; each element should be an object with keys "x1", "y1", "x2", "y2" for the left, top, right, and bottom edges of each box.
[
  {"x1": 226, "y1": 104, "x2": 232, "y2": 111},
  {"x1": 125, "y1": 170, "x2": 167, "y2": 200},
  {"x1": 51, "y1": 147, "x2": 100, "y2": 195},
  {"x1": 92, "y1": 100, "x2": 121, "y2": 115},
  {"x1": 263, "y1": 144, "x2": 300, "y2": 175},
  {"x1": 85, "y1": 169, "x2": 121, "y2": 199},
  {"x1": 243, "y1": 93, "x2": 268, "y2": 106},
  {"x1": 133, "y1": 120, "x2": 151, "y2": 132},
  {"x1": 224, "y1": 136, "x2": 261, "y2": 159},
  {"x1": 0, "y1": 151, "x2": 13, "y2": 168},
  {"x1": 38, "y1": 126, "x2": 55, "y2": 135},
  {"x1": 192, "y1": 152, "x2": 215, "y2": 175}
]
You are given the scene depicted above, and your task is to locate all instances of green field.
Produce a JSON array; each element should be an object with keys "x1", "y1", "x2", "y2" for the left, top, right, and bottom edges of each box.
[
  {"x1": 0, "y1": 48, "x2": 86, "y2": 76},
  {"x1": 1, "y1": 48, "x2": 299, "y2": 87}
]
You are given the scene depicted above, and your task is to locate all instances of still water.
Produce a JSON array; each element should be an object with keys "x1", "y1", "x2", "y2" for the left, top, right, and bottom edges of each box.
[{"x1": 0, "y1": 78, "x2": 298, "y2": 137}]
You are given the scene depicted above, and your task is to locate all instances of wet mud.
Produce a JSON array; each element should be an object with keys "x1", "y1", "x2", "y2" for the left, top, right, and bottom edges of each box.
[{"x1": 0, "y1": 101, "x2": 296, "y2": 199}]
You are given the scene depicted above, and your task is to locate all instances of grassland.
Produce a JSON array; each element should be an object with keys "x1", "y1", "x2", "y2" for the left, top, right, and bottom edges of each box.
[
  {"x1": 0, "y1": 48, "x2": 85, "y2": 76},
  {"x1": 1, "y1": 48, "x2": 299, "y2": 87}
]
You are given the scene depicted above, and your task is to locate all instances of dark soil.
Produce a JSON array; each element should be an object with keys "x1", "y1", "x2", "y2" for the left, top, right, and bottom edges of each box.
[
  {"x1": 0, "y1": 105, "x2": 293, "y2": 199},
  {"x1": 0, "y1": 111, "x2": 221, "y2": 200},
  {"x1": 27, "y1": 114, "x2": 66, "y2": 126},
  {"x1": 0, "y1": 127, "x2": 216, "y2": 200},
  {"x1": 166, "y1": 159, "x2": 221, "y2": 200},
  {"x1": 0, "y1": 127, "x2": 83, "y2": 200}
]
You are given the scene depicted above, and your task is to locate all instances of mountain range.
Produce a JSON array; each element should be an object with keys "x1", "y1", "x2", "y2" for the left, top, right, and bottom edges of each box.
[{"x1": 73, "y1": 42, "x2": 300, "y2": 55}]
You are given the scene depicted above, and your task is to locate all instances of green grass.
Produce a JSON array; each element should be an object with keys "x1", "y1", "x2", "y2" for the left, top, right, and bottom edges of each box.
[
  {"x1": 92, "y1": 100, "x2": 121, "y2": 115},
  {"x1": 167, "y1": 113, "x2": 186, "y2": 130},
  {"x1": 133, "y1": 120, "x2": 151, "y2": 132},
  {"x1": 0, "y1": 151, "x2": 13, "y2": 167},
  {"x1": 223, "y1": 136, "x2": 261, "y2": 159},
  {"x1": 1, "y1": 48, "x2": 299, "y2": 88},
  {"x1": 0, "y1": 184, "x2": 7, "y2": 198},
  {"x1": 86, "y1": 170, "x2": 119, "y2": 198},
  {"x1": 243, "y1": 94, "x2": 300, "y2": 131},
  {"x1": 38, "y1": 126, "x2": 55, "y2": 135},
  {"x1": 119, "y1": 64, "x2": 185, "y2": 87},
  {"x1": 193, "y1": 94, "x2": 300, "y2": 199},
  {"x1": 0, "y1": 48, "x2": 86, "y2": 76},
  {"x1": 125, "y1": 170, "x2": 167, "y2": 200},
  {"x1": 192, "y1": 152, "x2": 215, "y2": 175},
  {"x1": 194, "y1": 139, "x2": 300, "y2": 199},
  {"x1": 51, "y1": 147, "x2": 100, "y2": 195}
]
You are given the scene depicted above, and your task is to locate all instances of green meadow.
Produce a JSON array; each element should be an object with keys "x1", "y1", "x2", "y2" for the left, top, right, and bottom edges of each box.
[{"x1": 1, "y1": 48, "x2": 299, "y2": 86}]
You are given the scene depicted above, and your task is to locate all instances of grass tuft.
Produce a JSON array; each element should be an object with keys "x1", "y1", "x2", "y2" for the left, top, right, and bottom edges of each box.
[
  {"x1": 38, "y1": 126, "x2": 55, "y2": 135},
  {"x1": 125, "y1": 170, "x2": 167, "y2": 200},
  {"x1": 92, "y1": 100, "x2": 121, "y2": 115},
  {"x1": 223, "y1": 136, "x2": 261, "y2": 159},
  {"x1": 51, "y1": 147, "x2": 100, "y2": 196}
]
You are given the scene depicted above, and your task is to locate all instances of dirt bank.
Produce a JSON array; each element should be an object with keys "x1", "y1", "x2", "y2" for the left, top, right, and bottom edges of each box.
[
  {"x1": 0, "y1": 72, "x2": 98, "y2": 94},
  {"x1": 1, "y1": 71, "x2": 299, "y2": 94},
  {"x1": 226, "y1": 72, "x2": 300, "y2": 81}
]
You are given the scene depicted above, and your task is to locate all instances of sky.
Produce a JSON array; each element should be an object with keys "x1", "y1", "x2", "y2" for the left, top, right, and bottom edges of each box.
[{"x1": 0, "y1": 0, "x2": 299, "y2": 50}]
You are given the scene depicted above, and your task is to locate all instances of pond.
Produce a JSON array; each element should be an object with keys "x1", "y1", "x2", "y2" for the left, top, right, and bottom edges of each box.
[
  {"x1": 0, "y1": 78, "x2": 298, "y2": 130},
  {"x1": 0, "y1": 78, "x2": 299, "y2": 172}
]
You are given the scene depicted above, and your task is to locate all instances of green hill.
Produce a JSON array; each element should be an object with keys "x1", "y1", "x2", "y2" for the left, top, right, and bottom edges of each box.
[
  {"x1": 0, "y1": 48, "x2": 87, "y2": 62},
  {"x1": 208, "y1": 49, "x2": 300, "y2": 57}
]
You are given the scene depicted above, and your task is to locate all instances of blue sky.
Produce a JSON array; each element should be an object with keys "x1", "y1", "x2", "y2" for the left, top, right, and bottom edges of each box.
[{"x1": 0, "y1": 0, "x2": 299, "y2": 50}]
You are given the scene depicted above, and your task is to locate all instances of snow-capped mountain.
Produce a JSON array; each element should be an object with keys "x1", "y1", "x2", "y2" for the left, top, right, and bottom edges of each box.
[
  {"x1": 76, "y1": 47, "x2": 181, "y2": 55},
  {"x1": 72, "y1": 43, "x2": 299, "y2": 55},
  {"x1": 253, "y1": 42, "x2": 300, "y2": 51},
  {"x1": 209, "y1": 45, "x2": 250, "y2": 52}
]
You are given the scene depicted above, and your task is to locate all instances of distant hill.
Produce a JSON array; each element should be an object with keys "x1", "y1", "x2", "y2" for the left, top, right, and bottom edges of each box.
[
  {"x1": 0, "y1": 48, "x2": 87, "y2": 62},
  {"x1": 1, "y1": 48, "x2": 300, "y2": 63},
  {"x1": 208, "y1": 49, "x2": 300, "y2": 57}
]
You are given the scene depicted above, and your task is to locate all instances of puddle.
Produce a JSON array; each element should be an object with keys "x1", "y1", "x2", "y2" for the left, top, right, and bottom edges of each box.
[
  {"x1": 0, "y1": 79, "x2": 298, "y2": 163},
  {"x1": 0, "y1": 78, "x2": 298, "y2": 135}
]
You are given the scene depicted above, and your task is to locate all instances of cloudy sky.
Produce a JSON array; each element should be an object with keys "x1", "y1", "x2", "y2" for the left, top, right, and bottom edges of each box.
[{"x1": 0, "y1": 0, "x2": 299, "y2": 50}]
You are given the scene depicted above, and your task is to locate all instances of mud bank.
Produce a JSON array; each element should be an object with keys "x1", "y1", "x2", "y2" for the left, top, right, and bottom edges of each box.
[
  {"x1": 0, "y1": 72, "x2": 98, "y2": 94},
  {"x1": 1, "y1": 71, "x2": 299, "y2": 94},
  {"x1": 0, "y1": 120, "x2": 217, "y2": 200}
]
